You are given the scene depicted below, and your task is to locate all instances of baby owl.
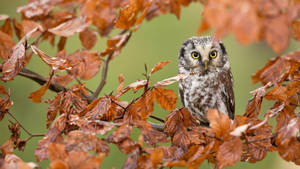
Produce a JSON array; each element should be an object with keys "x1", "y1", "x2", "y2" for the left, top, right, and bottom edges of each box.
[{"x1": 178, "y1": 36, "x2": 235, "y2": 126}]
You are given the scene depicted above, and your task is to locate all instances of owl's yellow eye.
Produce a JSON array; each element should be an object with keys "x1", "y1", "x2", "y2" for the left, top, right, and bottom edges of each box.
[
  {"x1": 209, "y1": 50, "x2": 217, "y2": 59},
  {"x1": 191, "y1": 51, "x2": 200, "y2": 59}
]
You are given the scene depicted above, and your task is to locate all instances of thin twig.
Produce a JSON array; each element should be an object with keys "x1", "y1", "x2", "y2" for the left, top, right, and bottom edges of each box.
[
  {"x1": 7, "y1": 111, "x2": 45, "y2": 140},
  {"x1": 92, "y1": 53, "x2": 113, "y2": 99},
  {"x1": 7, "y1": 111, "x2": 32, "y2": 136},
  {"x1": 149, "y1": 115, "x2": 164, "y2": 123}
]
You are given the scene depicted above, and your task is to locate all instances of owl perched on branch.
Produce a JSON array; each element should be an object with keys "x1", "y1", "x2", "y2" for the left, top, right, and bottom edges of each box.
[{"x1": 178, "y1": 36, "x2": 235, "y2": 126}]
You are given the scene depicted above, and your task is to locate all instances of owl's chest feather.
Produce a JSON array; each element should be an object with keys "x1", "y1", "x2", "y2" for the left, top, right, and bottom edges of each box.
[{"x1": 179, "y1": 71, "x2": 228, "y2": 123}]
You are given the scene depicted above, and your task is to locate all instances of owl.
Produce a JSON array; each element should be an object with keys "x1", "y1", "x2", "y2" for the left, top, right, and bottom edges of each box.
[{"x1": 178, "y1": 36, "x2": 235, "y2": 126}]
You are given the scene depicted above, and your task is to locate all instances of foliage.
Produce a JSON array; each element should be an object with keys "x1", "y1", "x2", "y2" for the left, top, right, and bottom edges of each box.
[{"x1": 0, "y1": 0, "x2": 300, "y2": 168}]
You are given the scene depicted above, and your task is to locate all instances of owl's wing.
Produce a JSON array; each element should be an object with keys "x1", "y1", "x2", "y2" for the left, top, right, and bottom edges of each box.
[
  {"x1": 224, "y1": 71, "x2": 235, "y2": 119},
  {"x1": 179, "y1": 83, "x2": 185, "y2": 107}
]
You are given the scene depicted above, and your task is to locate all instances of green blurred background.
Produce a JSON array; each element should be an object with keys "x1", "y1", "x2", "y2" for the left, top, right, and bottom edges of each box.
[{"x1": 0, "y1": 1, "x2": 299, "y2": 169}]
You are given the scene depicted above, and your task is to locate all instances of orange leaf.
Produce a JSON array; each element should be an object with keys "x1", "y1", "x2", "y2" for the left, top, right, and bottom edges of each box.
[
  {"x1": 79, "y1": 28, "x2": 98, "y2": 49},
  {"x1": 48, "y1": 17, "x2": 90, "y2": 37},
  {"x1": 207, "y1": 109, "x2": 231, "y2": 138},
  {"x1": 216, "y1": 136, "x2": 242, "y2": 169},
  {"x1": 153, "y1": 87, "x2": 177, "y2": 110},
  {"x1": 292, "y1": 20, "x2": 300, "y2": 41},
  {"x1": 31, "y1": 45, "x2": 72, "y2": 70},
  {"x1": 154, "y1": 73, "x2": 190, "y2": 87},
  {"x1": 150, "y1": 60, "x2": 171, "y2": 75},
  {"x1": 28, "y1": 79, "x2": 51, "y2": 103}
]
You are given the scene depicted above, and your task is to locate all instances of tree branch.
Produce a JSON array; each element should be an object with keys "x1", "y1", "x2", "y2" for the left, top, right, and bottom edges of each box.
[
  {"x1": 92, "y1": 53, "x2": 113, "y2": 99},
  {"x1": 0, "y1": 64, "x2": 66, "y2": 93}
]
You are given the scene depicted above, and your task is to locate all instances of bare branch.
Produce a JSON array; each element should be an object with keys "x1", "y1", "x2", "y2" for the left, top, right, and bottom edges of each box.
[{"x1": 92, "y1": 53, "x2": 113, "y2": 99}]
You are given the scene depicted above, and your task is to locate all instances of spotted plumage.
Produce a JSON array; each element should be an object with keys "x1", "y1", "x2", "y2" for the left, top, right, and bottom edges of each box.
[{"x1": 178, "y1": 36, "x2": 234, "y2": 126}]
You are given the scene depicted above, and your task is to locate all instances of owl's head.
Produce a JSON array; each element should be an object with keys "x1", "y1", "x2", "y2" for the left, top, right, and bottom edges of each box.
[{"x1": 178, "y1": 36, "x2": 230, "y2": 74}]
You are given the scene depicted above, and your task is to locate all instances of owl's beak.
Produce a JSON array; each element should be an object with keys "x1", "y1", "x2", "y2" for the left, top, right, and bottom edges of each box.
[{"x1": 203, "y1": 60, "x2": 209, "y2": 70}]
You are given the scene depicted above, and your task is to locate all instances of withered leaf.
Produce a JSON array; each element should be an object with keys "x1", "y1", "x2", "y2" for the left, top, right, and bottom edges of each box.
[
  {"x1": 153, "y1": 87, "x2": 177, "y2": 110},
  {"x1": 107, "y1": 124, "x2": 132, "y2": 143},
  {"x1": 0, "y1": 18, "x2": 13, "y2": 37},
  {"x1": 116, "y1": 74, "x2": 125, "y2": 97},
  {"x1": 31, "y1": 45, "x2": 72, "y2": 70},
  {"x1": 70, "y1": 115, "x2": 114, "y2": 135},
  {"x1": 17, "y1": 0, "x2": 53, "y2": 18},
  {"x1": 48, "y1": 17, "x2": 91, "y2": 37},
  {"x1": 101, "y1": 32, "x2": 131, "y2": 57},
  {"x1": 65, "y1": 130, "x2": 109, "y2": 155},
  {"x1": 217, "y1": 136, "x2": 242, "y2": 169},
  {"x1": 264, "y1": 15, "x2": 290, "y2": 54},
  {"x1": 66, "y1": 50, "x2": 102, "y2": 81},
  {"x1": 0, "y1": 139, "x2": 14, "y2": 156},
  {"x1": 35, "y1": 114, "x2": 66, "y2": 161},
  {"x1": 2, "y1": 154, "x2": 38, "y2": 169},
  {"x1": 0, "y1": 30, "x2": 14, "y2": 60},
  {"x1": 150, "y1": 60, "x2": 171, "y2": 75},
  {"x1": 244, "y1": 84, "x2": 269, "y2": 118},
  {"x1": 292, "y1": 20, "x2": 300, "y2": 41},
  {"x1": 79, "y1": 28, "x2": 98, "y2": 50},
  {"x1": 164, "y1": 107, "x2": 197, "y2": 137},
  {"x1": 154, "y1": 73, "x2": 190, "y2": 87},
  {"x1": 0, "y1": 87, "x2": 12, "y2": 121},
  {"x1": 136, "y1": 121, "x2": 168, "y2": 145},
  {"x1": 0, "y1": 27, "x2": 38, "y2": 81},
  {"x1": 115, "y1": 0, "x2": 142, "y2": 29},
  {"x1": 207, "y1": 109, "x2": 231, "y2": 138},
  {"x1": 28, "y1": 76, "x2": 51, "y2": 103},
  {"x1": 124, "y1": 90, "x2": 154, "y2": 122},
  {"x1": 46, "y1": 93, "x2": 61, "y2": 128}
]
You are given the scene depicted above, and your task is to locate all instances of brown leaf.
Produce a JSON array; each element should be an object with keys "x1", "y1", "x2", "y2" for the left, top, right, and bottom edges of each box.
[
  {"x1": 0, "y1": 30, "x2": 15, "y2": 60},
  {"x1": 0, "y1": 87, "x2": 12, "y2": 121},
  {"x1": 107, "y1": 124, "x2": 132, "y2": 143},
  {"x1": 136, "y1": 121, "x2": 168, "y2": 145},
  {"x1": 0, "y1": 27, "x2": 34, "y2": 81},
  {"x1": 242, "y1": 118, "x2": 274, "y2": 163},
  {"x1": 164, "y1": 107, "x2": 197, "y2": 137},
  {"x1": 124, "y1": 90, "x2": 154, "y2": 122},
  {"x1": 49, "y1": 17, "x2": 91, "y2": 37},
  {"x1": 265, "y1": 81, "x2": 300, "y2": 102},
  {"x1": 276, "y1": 117, "x2": 300, "y2": 148},
  {"x1": 207, "y1": 109, "x2": 231, "y2": 138},
  {"x1": 2, "y1": 154, "x2": 38, "y2": 169},
  {"x1": 17, "y1": 0, "x2": 53, "y2": 18},
  {"x1": 45, "y1": 93, "x2": 61, "y2": 128},
  {"x1": 35, "y1": 114, "x2": 66, "y2": 161},
  {"x1": 264, "y1": 15, "x2": 290, "y2": 54},
  {"x1": 57, "y1": 37, "x2": 67, "y2": 51},
  {"x1": 70, "y1": 115, "x2": 114, "y2": 135},
  {"x1": 0, "y1": 139, "x2": 14, "y2": 156},
  {"x1": 22, "y1": 19, "x2": 43, "y2": 37},
  {"x1": 28, "y1": 77, "x2": 51, "y2": 103},
  {"x1": 79, "y1": 28, "x2": 98, "y2": 49},
  {"x1": 100, "y1": 32, "x2": 131, "y2": 57},
  {"x1": 153, "y1": 87, "x2": 177, "y2": 110},
  {"x1": 116, "y1": 74, "x2": 125, "y2": 97},
  {"x1": 115, "y1": 0, "x2": 142, "y2": 29},
  {"x1": 154, "y1": 73, "x2": 190, "y2": 87},
  {"x1": 217, "y1": 136, "x2": 242, "y2": 169},
  {"x1": 150, "y1": 60, "x2": 171, "y2": 75},
  {"x1": 0, "y1": 18, "x2": 13, "y2": 37},
  {"x1": 66, "y1": 50, "x2": 102, "y2": 80},
  {"x1": 292, "y1": 20, "x2": 300, "y2": 41},
  {"x1": 244, "y1": 84, "x2": 269, "y2": 118},
  {"x1": 82, "y1": 97, "x2": 117, "y2": 121},
  {"x1": 125, "y1": 79, "x2": 148, "y2": 93},
  {"x1": 31, "y1": 45, "x2": 72, "y2": 70},
  {"x1": 64, "y1": 130, "x2": 109, "y2": 155}
]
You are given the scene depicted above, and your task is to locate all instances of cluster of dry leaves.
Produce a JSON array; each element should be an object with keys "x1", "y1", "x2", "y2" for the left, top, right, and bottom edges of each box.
[{"x1": 0, "y1": 0, "x2": 300, "y2": 168}]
